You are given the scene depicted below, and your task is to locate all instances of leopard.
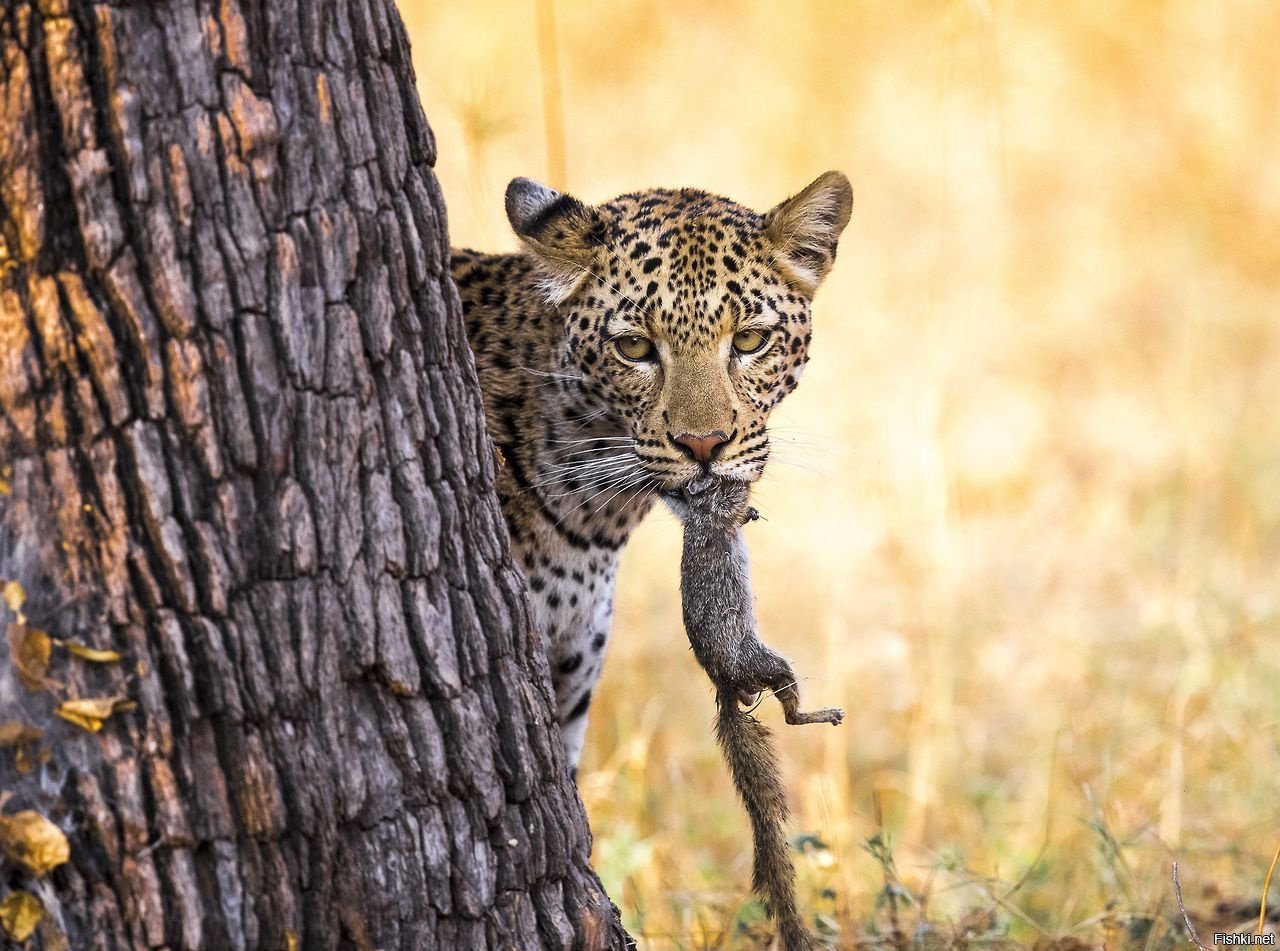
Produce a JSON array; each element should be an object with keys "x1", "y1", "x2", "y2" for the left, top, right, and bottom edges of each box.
[{"x1": 451, "y1": 171, "x2": 852, "y2": 773}]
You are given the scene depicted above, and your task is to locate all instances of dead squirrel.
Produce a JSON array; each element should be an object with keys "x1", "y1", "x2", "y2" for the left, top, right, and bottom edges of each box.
[{"x1": 668, "y1": 479, "x2": 844, "y2": 951}]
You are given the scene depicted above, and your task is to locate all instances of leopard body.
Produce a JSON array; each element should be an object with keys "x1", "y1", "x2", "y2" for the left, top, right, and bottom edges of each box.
[{"x1": 451, "y1": 173, "x2": 851, "y2": 769}]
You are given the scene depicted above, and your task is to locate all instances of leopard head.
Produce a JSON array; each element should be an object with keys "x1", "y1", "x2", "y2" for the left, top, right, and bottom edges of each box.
[{"x1": 506, "y1": 172, "x2": 852, "y2": 492}]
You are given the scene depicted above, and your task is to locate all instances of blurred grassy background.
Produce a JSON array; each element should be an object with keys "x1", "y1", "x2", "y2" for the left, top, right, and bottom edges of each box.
[{"x1": 401, "y1": 1, "x2": 1280, "y2": 946}]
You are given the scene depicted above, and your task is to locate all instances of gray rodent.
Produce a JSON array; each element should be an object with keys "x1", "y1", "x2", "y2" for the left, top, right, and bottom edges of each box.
[{"x1": 669, "y1": 479, "x2": 844, "y2": 951}]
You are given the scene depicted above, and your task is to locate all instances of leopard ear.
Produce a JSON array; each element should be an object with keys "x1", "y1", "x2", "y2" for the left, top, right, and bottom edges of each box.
[
  {"x1": 764, "y1": 171, "x2": 853, "y2": 296},
  {"x1": 506, "y1": 178, "x2": 604, "y2": 305}
]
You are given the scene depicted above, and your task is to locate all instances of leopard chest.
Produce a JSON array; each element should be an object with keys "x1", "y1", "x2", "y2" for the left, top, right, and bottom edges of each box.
[{"x1": 516, "y1": 538, "x2": 619, "y2": 666}]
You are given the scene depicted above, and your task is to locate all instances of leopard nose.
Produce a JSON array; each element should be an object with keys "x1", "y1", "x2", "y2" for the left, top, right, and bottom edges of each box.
[{"x1": 672, "y1": 430, "x2": 729, "y2": 465}]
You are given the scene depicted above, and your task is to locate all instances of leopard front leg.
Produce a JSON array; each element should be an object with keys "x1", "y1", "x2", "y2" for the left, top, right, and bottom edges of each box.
[
  {"x1": 554, "y1": 658, "x2": 601, "y2": 777},
  {"x1": 522, "y1": 544, "x2": 621, "y2": 775}
]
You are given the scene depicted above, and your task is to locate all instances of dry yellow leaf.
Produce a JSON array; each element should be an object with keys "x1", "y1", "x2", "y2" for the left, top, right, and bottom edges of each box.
[
  {"x1": 13, "y1": 742, "x2": 49, "y2": 776},
  {"x1": 1, "y1": 580, "x2": 24, "y2": 616},
  {"x1": 7, "y1": 623, "x2": 51, "y2": 691},
  {"x1": 0, "y1": 811, "x2": 70, "y2": 876},
  {"x1": 0, "y1": 723, "x2": 45, "y2": 776},
  {"x1": 0, "y1": 722, "x2": 42, "y2": 747},
  {"x1": 54, "y1": 697, "x2": 135, "y2": 733},
  {"x1": 0, "y1": 891, "x2": 42, "y2": 942},
  {"x1": 0, "y1": 465, "x2": 11, "y2": 497},
  {"x1": 59, "y1": 640, "x2": 124, "y2": 663},
  {"x1": 286, "y1": 931, "x2": 299, "y2": 951}
]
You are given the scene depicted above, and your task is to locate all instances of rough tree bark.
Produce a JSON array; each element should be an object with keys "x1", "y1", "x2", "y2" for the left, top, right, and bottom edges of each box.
[{"x1": 0, "y1": 1, "x2": 628, "y2": 948}]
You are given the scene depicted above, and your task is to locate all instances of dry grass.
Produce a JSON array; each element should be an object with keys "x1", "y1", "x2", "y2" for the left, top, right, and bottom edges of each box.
[{"x1": 401, "y1": 1, "x2": 1280, "y2": 946}]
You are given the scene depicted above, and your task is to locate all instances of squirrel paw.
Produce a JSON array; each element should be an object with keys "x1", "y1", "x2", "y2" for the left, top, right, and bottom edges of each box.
[{"x1": 785, "y1": 706, "x2": 845, "y2": 727}]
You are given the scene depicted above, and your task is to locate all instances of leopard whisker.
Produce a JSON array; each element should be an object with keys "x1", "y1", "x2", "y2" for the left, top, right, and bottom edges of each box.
[
  {"x1": 554, "y1": 468, "x2": 648, "y2": 518},
  {"x1": 538, "y1": 459, "x2": 644, "y2": 495},
  {"x1": 552, "y1": 446, "x2": 637, "y2": 460},
  {"x1": 517, "y1": 365, "x2": 585, "y2": 383},
  {"x1": 586, "y1": 471, "x2": 653, "y2": 516},
  {"x1": 547, "y1": 455, "x2": 638, "y2": 475},
  {"x1": 534, "y1": 467, "x2": 638, "y2": 492},
  {"x1": 547, "y1": 435, "x2": 634, "y2": 445},
  {"x1": 542, "y1": 450, "x2": 636, "y2": 468},
  {"x1": 562, "y1": 409, "x2": 617, "y2": 430},
  {"x1": 537, "y1": 452, "x2": 637, "y2": 476},
  {"x1": 591, "y1": 473, "x2": 653, "y2": 516},
  {"x1": 766, "y1": 450, "x2": 837, "y2": 480},
  {"x1": 628, "y1": 481, "x2": 662, "y2": 514},
  {"x1": 535, "y1": 466, "x2": 640, "y2": 494},
  {"x1": 547, "y1": 442, "x2": 637, "y2": 460}
]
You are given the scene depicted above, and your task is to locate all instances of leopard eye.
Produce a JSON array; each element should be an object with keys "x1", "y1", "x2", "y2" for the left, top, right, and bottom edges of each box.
[
  {"x1": 615, "y1": 334, "x2": 656, "y2": 362},
  {"x1": 732, "y1": 328, "x2": 770, "y2": 355}
]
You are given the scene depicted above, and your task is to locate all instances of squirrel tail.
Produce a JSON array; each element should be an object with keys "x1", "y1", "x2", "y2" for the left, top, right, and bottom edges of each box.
[{"x1": 715, "y1": 693, "x2": 816, "y2": 951}]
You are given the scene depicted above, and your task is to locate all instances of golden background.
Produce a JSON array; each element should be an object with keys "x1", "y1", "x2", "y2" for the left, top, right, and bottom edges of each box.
[{"x1": 403, "y1": 1, "x2": 1280, "y2": 945}]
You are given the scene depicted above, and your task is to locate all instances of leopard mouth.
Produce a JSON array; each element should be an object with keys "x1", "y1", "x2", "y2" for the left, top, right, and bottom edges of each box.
[
  {"x1": 661, "y1": 470, "x2": 750, "y2": 504},
  {"x1": 658, "y1": 479, "x2": 712, "y2": 514},
  {"x1": 682, "y1": 473, "x2": 718, "y2": 496},
  {"x1": 642, "y1": 449, "x2": 762, "y2": 498}
]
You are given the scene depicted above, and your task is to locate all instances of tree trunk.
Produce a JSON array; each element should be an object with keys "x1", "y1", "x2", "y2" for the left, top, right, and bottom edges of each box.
[{"x1": 0, "y1": 1, "x2": 628, "y2": 948}]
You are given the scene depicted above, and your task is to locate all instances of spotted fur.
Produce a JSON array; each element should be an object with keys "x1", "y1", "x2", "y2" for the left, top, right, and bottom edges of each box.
[{"x1": 452, "y1": 173, "x2": 852, "y2": 769}]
